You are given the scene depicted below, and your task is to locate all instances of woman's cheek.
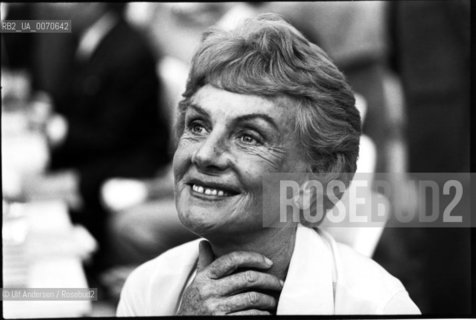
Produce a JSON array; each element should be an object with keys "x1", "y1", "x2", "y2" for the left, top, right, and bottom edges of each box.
[{"x1": 173, "y1": 137, "x2": 198, "y2": 180}]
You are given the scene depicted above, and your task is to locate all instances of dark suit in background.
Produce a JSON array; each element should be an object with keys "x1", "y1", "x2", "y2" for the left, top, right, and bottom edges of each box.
[{"x1": 45, "y1": 17, "x2": 171, "y2": 265}]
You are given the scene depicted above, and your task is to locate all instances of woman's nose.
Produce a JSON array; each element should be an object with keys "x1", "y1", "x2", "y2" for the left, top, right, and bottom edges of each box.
[{"x1": 191, "y1": 133, "x2": 230, "y2": 172}]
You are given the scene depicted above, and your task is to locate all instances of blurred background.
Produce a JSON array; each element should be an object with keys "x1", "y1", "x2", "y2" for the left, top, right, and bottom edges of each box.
[{"x1": 1, "y1": 1, "x2": 470, "y2": 317}]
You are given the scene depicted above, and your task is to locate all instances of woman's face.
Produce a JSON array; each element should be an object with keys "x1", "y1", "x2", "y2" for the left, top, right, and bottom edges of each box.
[{"x1": 173, "y1": 85, "x2": 308, "y2": 238}]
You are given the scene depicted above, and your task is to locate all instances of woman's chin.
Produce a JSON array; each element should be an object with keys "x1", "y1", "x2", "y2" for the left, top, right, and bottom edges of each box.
[{"x1": 177, "y1": 208, "x2": 221, "y2": 236}]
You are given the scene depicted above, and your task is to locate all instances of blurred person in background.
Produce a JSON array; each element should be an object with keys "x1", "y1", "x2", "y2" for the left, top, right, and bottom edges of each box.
[
  {"x1": 15, "y1": 3, "x2": 171, "y2": 275},
  {"x1": 373, "y1": 0, "x2": 471, "y2": 315}
]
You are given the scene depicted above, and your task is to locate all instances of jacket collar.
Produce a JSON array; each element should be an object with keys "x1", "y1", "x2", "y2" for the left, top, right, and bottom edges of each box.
[{"x1": 276, "y1": 224, "x2": 335, "y2": 314}]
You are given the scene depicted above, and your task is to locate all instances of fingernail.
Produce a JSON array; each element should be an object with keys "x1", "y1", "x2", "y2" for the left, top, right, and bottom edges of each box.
[
  {"x1": 264, "y1": 257, "x2": 273, "y2": 266},
  {"x1": 280, "y1": 280, "x2": 285, "y2": 287}
]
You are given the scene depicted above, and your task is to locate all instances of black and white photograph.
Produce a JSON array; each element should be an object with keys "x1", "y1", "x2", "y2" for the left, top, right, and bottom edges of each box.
[{"x1": 1, "y1": 1, "x2": 473, "y2": 318}]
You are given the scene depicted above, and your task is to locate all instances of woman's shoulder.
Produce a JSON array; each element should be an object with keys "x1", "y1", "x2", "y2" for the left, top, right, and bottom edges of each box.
[
  {"x1": 319, "y1": 230, "x2": 420, "y2": 314},
  {"x1": 117, "y1": 239, "x2": 201, "y2": 316}
]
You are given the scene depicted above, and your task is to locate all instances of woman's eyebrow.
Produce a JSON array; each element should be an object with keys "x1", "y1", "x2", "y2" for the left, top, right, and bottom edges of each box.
[
  {"x1": 234, "y1": 114, "x2": 279, "y2": 131},
  {"x1": 189, "y1": 103, "x2": 278, "y2": 131},
  {"x1": 188, "y1": 103, "x2": 209, "y2": 117}
]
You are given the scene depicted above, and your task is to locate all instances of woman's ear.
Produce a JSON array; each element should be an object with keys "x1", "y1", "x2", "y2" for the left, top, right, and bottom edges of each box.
[
  {"x1": 293, "y1": 180, "x2": 313, "y2": 210},
  {"x1": 304, "y1": 162, "x2": 314, "y2": 174},
  {"x1": 294, "y1": 177, "x2": 321, "y2": 208},
  {"x1": 294, "y1": 178, "x2": 327, "y2": 226}
]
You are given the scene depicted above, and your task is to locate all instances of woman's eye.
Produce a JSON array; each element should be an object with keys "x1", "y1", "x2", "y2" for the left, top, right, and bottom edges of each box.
[
  {"x1": 239, "y1": 134, "x2": 260, "y2": 145},
  {"x1": 189, "y1": 121, "x2": 207, "y2": 135}
]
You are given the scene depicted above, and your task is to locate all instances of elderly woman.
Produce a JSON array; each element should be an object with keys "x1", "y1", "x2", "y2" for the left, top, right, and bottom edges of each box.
[{"x1": 117, "y1": 14, "x2": 419, "y2": 315}]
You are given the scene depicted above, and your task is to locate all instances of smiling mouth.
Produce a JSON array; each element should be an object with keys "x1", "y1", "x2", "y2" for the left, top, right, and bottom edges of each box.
[
  {"x1": 192, "y1": 184, "x2": 232, "y2": 197},
  {"x1": 188, "y1": 181, "x2": 240, "y2": 199}
]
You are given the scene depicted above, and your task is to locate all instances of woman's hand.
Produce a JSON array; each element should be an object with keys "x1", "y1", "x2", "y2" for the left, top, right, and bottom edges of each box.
[{"x1": 177, "y1": 241, "x2": 284, "y2": 315}]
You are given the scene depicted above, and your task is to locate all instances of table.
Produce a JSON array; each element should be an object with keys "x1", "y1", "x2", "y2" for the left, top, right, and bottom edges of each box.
[{"x1": 3, "y1": 200, "x2": 97, "y2": 318}]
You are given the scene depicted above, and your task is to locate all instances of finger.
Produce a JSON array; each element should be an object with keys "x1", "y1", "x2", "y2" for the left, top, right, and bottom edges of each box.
[
  {"x1": 206, "y1": 251, "x2": 273, "y2": 279},
  {"x1": 215, "y1": 270, "x2": 283, "y2": 295},
  {"x1": 222, "y1": 291, "x2": 277, "y2": 313},
  {"x1": 228, "y1": 309, "x2": 272, "y2": 316},
  {"x1": 197, "y1": 240, "x2": 215, "y2": 272}
]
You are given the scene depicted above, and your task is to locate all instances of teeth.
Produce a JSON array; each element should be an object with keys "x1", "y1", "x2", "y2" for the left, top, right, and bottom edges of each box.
[{"x1": 192, "y1": 184, "x2": 230, "y2": 197}]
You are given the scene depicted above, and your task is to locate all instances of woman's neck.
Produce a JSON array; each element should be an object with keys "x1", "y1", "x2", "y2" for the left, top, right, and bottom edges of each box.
[{"x1": 208, "y1": 224, "x2": 297, "y2": 281}]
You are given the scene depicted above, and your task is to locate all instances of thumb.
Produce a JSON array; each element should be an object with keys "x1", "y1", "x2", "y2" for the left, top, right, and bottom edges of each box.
[{"x1": 197, "y1": 240, "x2": 214, "y2": 272}]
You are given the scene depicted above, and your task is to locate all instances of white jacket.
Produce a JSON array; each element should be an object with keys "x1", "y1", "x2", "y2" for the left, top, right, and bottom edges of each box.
[{"x1": 117, "y1": 224, "x2": 420, "y2": 315}]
